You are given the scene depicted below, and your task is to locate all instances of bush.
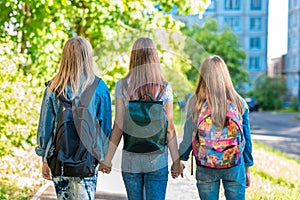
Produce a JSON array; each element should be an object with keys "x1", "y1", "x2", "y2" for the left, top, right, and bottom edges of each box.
[
  {"x1": 247, "y1": 75, "x2": 288, "y2": 110},
  {"x1": 291, "y1": 96, "x2": 299, "y2": 111},
  {"x1": 0, "y1": 44, "x2": 42, "y2": 158}
]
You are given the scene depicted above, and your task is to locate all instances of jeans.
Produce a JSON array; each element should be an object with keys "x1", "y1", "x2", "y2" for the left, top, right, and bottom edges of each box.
[
  {"x1": 196, "y1": 160, "x2": 246, "y2": 200},
  {"x1": 52, "y1": 171, "x2": 98, "y2": 200},
  {"x1": 122, "y1": 167, "x2": 169, "y2": 200}
]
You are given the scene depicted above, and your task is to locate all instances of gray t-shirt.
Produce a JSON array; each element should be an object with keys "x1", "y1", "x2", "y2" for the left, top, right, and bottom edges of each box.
[{"x1": 115, "y1": 79, "x2": 173, "y2": 173}]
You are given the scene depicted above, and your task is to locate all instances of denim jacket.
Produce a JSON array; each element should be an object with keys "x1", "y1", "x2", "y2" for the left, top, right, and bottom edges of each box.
[
  {"x1": 35, "y1": 78, "x2": 112, "y2": 162},
  {"x1": 179, "y1": 96, "x2": 254, "y2": 167}
]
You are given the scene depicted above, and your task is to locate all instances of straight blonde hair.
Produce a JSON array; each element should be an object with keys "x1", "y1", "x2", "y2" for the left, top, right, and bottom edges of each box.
[
  {"x1": 192, "y1": 55, "x2": 244, "y2": 128},
  {"x1": 121, "y1": 37, "x2": 165, "y2": 100},
  {"x1": 48, "y1": 37, "x2": 95, "y2": 98}
]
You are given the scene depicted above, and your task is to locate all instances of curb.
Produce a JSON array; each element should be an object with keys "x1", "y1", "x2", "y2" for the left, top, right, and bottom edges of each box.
[{"x1": 31, "y1": 181, "x2": 53, "y2": 200}]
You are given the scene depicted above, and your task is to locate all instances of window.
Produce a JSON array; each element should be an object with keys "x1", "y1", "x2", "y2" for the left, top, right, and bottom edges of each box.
[
  {"x1": 292, "y1": 13, "x2": 298, "y2": 27},
  {"x1": 251, "y1": 0, "x2": 261, "y2": 10},
  {"x1": 250, "y1": 17, "x2": 262, "y2": 30},
  {"x1": 225, "y1": 0, "x2": 240, "y2": 10},
  {"x1": 292, "y1": 56, "x2": 297, "y2": 67},
  {"x1": 250, "y1": 37, "x2": 261, "y2": 49},
  {"x1": 207, "y1": 0, "x2": 216, "y2": 11},
  {"x1": 292, "y1": 35, "x2": 298, "y2": 48},
  {"x1": 224, "y1": 17, "x2": 241, "y2": 31},
  {"x1": 249, "y1": 57, "x2": 261, "y2": 69}
]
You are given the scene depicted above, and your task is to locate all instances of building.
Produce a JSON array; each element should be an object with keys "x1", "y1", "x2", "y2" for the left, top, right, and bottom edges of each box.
[
  {"x1": 286, "y1": 0, "x2": 300, "y2": 99},
  {"x1": 174, "y1": 0, "x2": 269, "y2": 91},
  {"x1": 203, "y1": 0, "x2": 269, "y2": 90},
  {"x1": 268, "y1": 55, "x2": 286, "y2": 77}
]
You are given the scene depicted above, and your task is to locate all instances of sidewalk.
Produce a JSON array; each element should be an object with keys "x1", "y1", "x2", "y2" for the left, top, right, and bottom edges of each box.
[
  {"x1": 32, "y1": 136, "x2": 200, "y2": 200},
  {"x1": 32, "y1": 147, "x2": 199, "y2": 200},
  {"x1": 32, "y1": 168, "x2": 199, "y2": 200}
]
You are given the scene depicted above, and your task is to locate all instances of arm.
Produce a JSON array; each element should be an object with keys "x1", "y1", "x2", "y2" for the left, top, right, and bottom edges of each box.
[
  {"x1": 241, "y1": 100, "x2": 254, "y2": 187},
  {"x1": 165, "y1": 101, "x2": 184, "y2": 178},
  {"x1": 35, "y1": 88, "x2": 55, "y2": 160},
  {"x1": 97, "y1": 83, "x2": 112, "y2": 156},
  {"x1": 35, "y1": 87, "x2": 56, "y2": 180},
  {"x1": 100, "y1": 98, "x2": 124, "y2": 173},
  {"x1": 242, "y1": 104, "x2": 254, "y2": 167},
  {"x1": 179, "y1": 96, "x2": 196, "y2": 161},
  {"x1": 165, "y1": 101, "x2": 180, "y2": 163}
]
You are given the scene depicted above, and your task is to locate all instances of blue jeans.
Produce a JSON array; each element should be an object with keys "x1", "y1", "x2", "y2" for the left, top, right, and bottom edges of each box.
[
  {"x1": 52, "y1": 171, "x2": 98, "y2": 200},
  {"x1": 122, "y1": 167, "x2": 169, "y2": 200},
  {"x1": 196, "y1": 161, "x2": 246, "y2": 200}
]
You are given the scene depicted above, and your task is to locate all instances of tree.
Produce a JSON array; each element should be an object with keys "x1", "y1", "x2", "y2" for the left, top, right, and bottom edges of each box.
[
  {"x1": 0, "y1": 0, "x2": 208, "y2": 157},
  {"x1": 181, "y1": 18, "x2": 249, "y2": 89},
  {"x1": 247, "y1": 74, "x2": 288, "y2": 110}
]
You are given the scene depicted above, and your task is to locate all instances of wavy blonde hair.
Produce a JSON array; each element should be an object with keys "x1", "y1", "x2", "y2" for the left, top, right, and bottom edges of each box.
[
  {"x1": 121, "y1": 37, "x2": 165, "y2": 100},
  {"x1": 48, "y1": 37, "x2": 95, "y2": 98},
  {"x1": 192, "y1": 55, "x2": 244, "y2": 128}
]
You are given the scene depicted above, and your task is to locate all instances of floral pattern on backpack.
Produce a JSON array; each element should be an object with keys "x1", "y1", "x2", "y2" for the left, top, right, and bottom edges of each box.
[{"x1": 192, "y1": 102, "x2": 245, "y2": 169}]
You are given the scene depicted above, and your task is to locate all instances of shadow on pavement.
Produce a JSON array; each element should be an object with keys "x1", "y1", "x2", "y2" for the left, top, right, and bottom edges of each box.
[{"x1": 95, "y1": 192, "x2": 127, "y2": 200}]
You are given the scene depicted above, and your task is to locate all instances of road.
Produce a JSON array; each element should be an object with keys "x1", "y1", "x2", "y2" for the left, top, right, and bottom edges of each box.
[{"x1": 249, "y1": 111, "x2": 300, "y2": 161}]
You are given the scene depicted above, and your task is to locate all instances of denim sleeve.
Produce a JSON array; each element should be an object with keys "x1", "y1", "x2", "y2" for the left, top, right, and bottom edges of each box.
[
  {"x1": 242, "y1": 101, "x2": 254, "y2": 167},
  {"x1": 97, "y1": 81, "x2": 112, "y2": 154},
  {"x1": 179, "y1": 97, "x2": 194, "y2": 161},
  {"x1": 35, "y1": 87, "x2": 56, "y2": 161}
]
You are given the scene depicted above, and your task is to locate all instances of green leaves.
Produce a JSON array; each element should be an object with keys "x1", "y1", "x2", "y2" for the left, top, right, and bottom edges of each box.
[
  {"x1": 181, "y1": 18, "x2": 248, "y2": 89},
  {"x1": 0, "y1": 0, "x2": 207, "y2": 159},
  {"x1": 247, "y1": 74, "x2": 288, "y2": 110}
]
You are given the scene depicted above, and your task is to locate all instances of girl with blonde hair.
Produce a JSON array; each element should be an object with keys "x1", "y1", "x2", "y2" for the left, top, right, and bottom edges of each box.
[
  {"x1": 99, "y1": 37, "x2": 184, "y2": 200},
  {"x1": 36, "y1": 37, "x2": 112, "y2": 199},
  {"x1": 179, "y1": 55, "x2": 254, "y2": 200}
]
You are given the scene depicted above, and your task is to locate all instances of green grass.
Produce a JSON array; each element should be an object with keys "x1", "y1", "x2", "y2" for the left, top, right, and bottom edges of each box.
[
  {"x1": 247, "y1": 141, "x2": 300, "y2": 200},
  {"x1": 0, "y1": 178, "x2": 30, "y2": 200},
  {"x1": 275, "y1": 107, "x2": 300, "y2": 113}
]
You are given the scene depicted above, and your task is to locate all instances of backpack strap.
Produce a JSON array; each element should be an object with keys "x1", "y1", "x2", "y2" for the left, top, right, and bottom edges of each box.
[
  {"x1": 78, "y1": 76, "x2": 101, "y2": 107},
  {"x1": 55, "y1": 76, "x2": 101, "y2": 108},
  {"x1": 58, "y1": 94, "x2": 72, "y2": 109}
]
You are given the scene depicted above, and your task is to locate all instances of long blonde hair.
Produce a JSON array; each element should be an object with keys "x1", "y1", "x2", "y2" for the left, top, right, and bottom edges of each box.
[
  {"x1": 192, "y1": 55, "x2": 244, "y2": 128},
  {"x1": 121, "y1": 37, "x2": 165, "y2": 100},
  {"x1": 48, "y1": 37, "x2": 95, "y2": 98}
]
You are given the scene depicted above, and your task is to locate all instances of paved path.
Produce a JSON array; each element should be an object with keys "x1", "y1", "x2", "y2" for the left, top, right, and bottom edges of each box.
[
  {"x1": 250, "y1": 111, "x2": 300, "y2": 161},
  {"x1": 33, "y1": 136, "x2": 200, "y2": 200},
  {"x1": 32, "y1": 168, "x2": 199, "y2": 200}
]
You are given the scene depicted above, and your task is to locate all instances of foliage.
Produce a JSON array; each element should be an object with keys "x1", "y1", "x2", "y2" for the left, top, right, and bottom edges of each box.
[
  {"x1": 0, "y1": 177, "x2": 30, "y2": 200},
  {"x1": 0, "y1": 0, "x2": 208, "y2": 160},
  {"x1": 180, "y1": 18, "x2": 249, "y2": 89},
  {"x1": 0, "y1": 42, "x2": 40, "y2": 157},
  {"x1": 291, "y1": 96, "x2": 299, "y2": 111},
  {"x1": 247, "y1": 75, "x2": 288, "y2": 110}
]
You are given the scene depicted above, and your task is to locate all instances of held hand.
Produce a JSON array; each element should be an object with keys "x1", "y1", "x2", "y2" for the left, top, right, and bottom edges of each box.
[
  {"x1": 42, "y1": 162, "x2": 52, "y2": 180},
  {"x1": 246, "y1": 167, "x2": 251, "y2": 188},
  {"x1": 99, "y1": 160, "x2": 112, "y2": 174},
  {"x1": 171, "y1": 160, "x2": 185, "y2": 179}
]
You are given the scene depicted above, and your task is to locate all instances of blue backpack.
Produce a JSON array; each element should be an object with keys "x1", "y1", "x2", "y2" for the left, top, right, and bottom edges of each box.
[{"x1": 47, "y1": 77, "x2": 101, "y2": 177}]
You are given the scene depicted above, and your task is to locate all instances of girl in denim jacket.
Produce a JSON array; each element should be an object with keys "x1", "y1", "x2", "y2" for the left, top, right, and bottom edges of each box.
[
  {"x1": 35, "y1": 37, "x2": 112, "y2": 199},
  {"x1": 179, "y1": 55, "x2": 254, "y2": 200}
]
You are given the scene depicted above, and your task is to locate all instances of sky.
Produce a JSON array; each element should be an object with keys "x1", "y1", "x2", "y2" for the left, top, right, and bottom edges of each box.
[{"x1": 268, "y1": 0, "x2": 289, "y2": 59}]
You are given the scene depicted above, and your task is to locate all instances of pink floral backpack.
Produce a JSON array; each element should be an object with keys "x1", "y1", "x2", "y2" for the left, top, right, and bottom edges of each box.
[{"x1": 192, "y1": 102, "x2": 245, "y2": 169}]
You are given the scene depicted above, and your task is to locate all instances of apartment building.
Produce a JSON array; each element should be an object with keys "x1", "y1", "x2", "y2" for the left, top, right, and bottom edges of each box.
[{"x1": 286, "y1": 0, "x2": 300, "y2": 99}]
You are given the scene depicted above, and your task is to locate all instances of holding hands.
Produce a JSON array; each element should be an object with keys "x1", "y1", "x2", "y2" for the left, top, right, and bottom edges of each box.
[
  {"x1": 171, "y1": 160, "x2": 185, "y2": 179},
  {"x1": 99, "y1": 160, "x2": 112, "y2": 174}
]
